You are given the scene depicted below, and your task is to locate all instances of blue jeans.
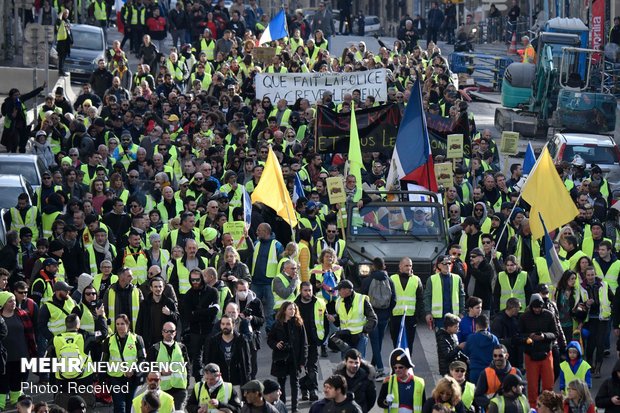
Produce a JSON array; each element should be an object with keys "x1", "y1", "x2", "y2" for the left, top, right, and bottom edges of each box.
[
  {"x1": 356, "y1": 333, "x2": 369, "y2": 358},
  {"x1": 109, "y1": 376, "x2": 138, "y2": 413},
  {"x1": 251, "y1": 283, "x2": 274, "y2": 330},
  {"x1": 370, "y1": 309, "x2": 390, "y2": 370}
]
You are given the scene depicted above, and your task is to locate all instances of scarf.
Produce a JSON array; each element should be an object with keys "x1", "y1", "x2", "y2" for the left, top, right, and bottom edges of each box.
[
  {"x1": 92, "y1": 240, "x2": 113, "y2": 262},
  {"x1": 59, "y1": 234, "x2": 77, "y2": 250},
  {"x1": 568, "y1": 399, "x2": 589, "y2": 413},
  {"x1": 208, "y1": 377, "x2": 224, "y2": 393}
]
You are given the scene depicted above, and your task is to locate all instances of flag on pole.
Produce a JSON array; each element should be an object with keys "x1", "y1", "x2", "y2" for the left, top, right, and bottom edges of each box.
[
  {"x1": 540, "y1": 213, "x2": 565, "y2": 286},
  {"x1": 521, "y1": 147, "x2": 578, "y2": 239},
  {"x1": 258, "y1": 9, "x2": 289, "y2": 45},
  {"x1": 386, "y1": 79, "x2": 438, "y2": 192},
  {"x1": 348, "y1": 103, "x2": 365, "y2": 202},
  {"x1": 396, "y1": 310, "x2": 409, "y2": 355},
  {"x1": 523, "y1": 142, "x2": 536, "y2": 175},
  {"x1": 242, "y1": 186, "x2": 252, "y2": 229},
  {"x1": 251, "y1": 147, "x2": 298, "y2": 228},
  {"x1": 292, "y1": 173, "x2": 305, "y2": 205}
]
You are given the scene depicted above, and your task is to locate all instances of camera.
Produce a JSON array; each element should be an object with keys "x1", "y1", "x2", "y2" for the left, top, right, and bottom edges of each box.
[
  {"x1": 328, "y1": 331, "x2": 351, "y2": 353},
  {"x1": 243, "y1": 307, "x2": 253, "y2": 317}
]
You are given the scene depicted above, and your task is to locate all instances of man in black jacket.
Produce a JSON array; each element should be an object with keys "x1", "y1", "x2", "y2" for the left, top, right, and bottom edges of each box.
[
  {"x1": 426, "y1": 1, "x2": 443, "y2": 44},
  {"x1": 518, "y1": 293, "x2": 558, "y2": 407},
  {"x1": 1, "y1": 84, "x2": 46, "y2": 153},
  {"x1": 468, "y1": 248, "x2": 495, "y2": 318},
  {"x1": 88, "y1": 59, "x2": 114, "y2": 99},
  {"x1": 491, "y1": 297, "x2": 522, "y2": 369},
  {"x1": 202, "y1": 315, "x2": 251, "y2": 386},
  {"x1": 135, "y1": 277, "x2": 180, "y2": 349},
  {"x1": 333, "y1": 349, "x2": 376, "y2": 413},
  {"x1": 296, "y1": 281, "x2": 325, "y2": 401}
]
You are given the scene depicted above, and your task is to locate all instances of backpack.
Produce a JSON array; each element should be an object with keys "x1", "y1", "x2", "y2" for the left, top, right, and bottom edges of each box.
[
  {"x1": 321, "y1": 271, "x2": 338, "y2": 302},
  {"x1": 55, "y1": 334, "x2": 87, "y2": 379},
  {"x1": 368, "y1": 277, "x2": 392, "y2": 309}
]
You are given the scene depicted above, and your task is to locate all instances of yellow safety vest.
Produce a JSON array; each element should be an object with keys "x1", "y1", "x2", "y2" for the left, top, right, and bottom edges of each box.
[
  {"x1": 599, "y1": 281, "x2": 612, "y2": 320},
  {"x1": 85, "y1": 244, "x2": 116, "y2": 276},
  {"x1": 193, "y1": 381, "x2": 233, "y2": 410},
  {"x1": 534, "y1": 256, "x2": 569, "y2": 299},
  {"x1": 78, "y1": 302, "x2": 95, "y2": 333},
  {"x1": 272, "y1": 273, "x2": 299, "y2": 310},
  {"x1": 462, "y1": 381, "x2": 475, "y2": 409},
  {"x1": 94, "y1": 1, "x2": 107, "y2": 20},
  {"x1": 42, "y1": 211, "x2": 62, "y2": 238},
  {"x1": 200, "y1": 38, "x2": 216, "y2": 61},
  {"x1": 121, "y1": 248, "x2": 149, "y2": 285},
  {"x1": 53, "y1": 331, "x2": 93, "y2": 379},
  {"x1": 108, "y1": 332, "x2": 139, "y2": 377},
  {"x1": 251, "y1": 240, "x2": 279, "y2": 279},
  {"x1": 559, "y1": 360, "x2": 591, "y2": 394},
  {"x1": 156, "y1": 342, "x2": 188, "y2": 390},
  {"x1": 582, "y1": 237, "x2": 612, "y2": 258},
  {"x1": 107, "y1": 286, "x2": 141, "y2": 332},
  {"x1": 93, "y1": 273, "x2": 119, "y2": 294},
  {"x1": 490, "y1": 395, "x2": 529, "y2": 413},
  {"x1": 336, "y1": 293, "x2": 368, "y2": 335},
  {"x1": 132, "y1": 390, "x2": 174, "y2": 413},
  {"x1": 568, "y1": 250, "x2": 588, "y2": 271},
  {"x1": 514, "y1": 236, "x2": 540, "y2": 267},
  {"x1": 45, "y1": 299, "x2": 76, "y2": 336},
  {"x1": 315, "y1": 238, "x2": 346, "y2": 259},
  {"x1": 593, "y1": 258, "x2": 620, "y2": 293},
  {"x1": 314, "y1": 298, "x2": 326, "y2": 341},
  {"x1": 10, "y1": 206, "x2": 39, "y2": 241},
  {"x1": 498, "y1": 271, "x2": 528, "y2": 311},
  {"x1": 390, "y1": 274, "x2": 419, "y2": 316},
  {"x1": 174, "y1": 256, "x2": 209, "y2": 295},
  {"x1": 384, "y1": 374, "x2": 425, "y2": 413},
  {"x1": 57, "y1": 21, "x2": 69, "y2": 41},
  {"x1": 189, "y1": 71, "x2": 212, "y2": 90},
  {"x1": 430, "y1": 273, "x2": 460, "y2": 319}
]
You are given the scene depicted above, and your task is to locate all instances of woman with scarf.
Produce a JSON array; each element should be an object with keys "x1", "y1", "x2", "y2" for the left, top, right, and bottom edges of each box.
[
  {"x1": 0, "y1": 291, "x2": 36, "y2": 409},
  {"x1": 27, "y1": 130, "x2": 56, "y2": 168},
  {"x1": 565, "y1": 380, "x2": 594, "y2": 413},
  {"x1": 217, "y1": 246, "x2": 251, "y2": 293}
]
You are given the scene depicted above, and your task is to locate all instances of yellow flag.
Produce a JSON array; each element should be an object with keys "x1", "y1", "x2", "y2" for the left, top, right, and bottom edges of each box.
[
  {"x1": 521, "y1": 147, "x2": 578, "y2": 239},
  {"x1": 348, "y1": 104, "x2": 365, "y2": 202},
  {"x1": 251, "y1": 147, "x2": 298, "y2": 228}
]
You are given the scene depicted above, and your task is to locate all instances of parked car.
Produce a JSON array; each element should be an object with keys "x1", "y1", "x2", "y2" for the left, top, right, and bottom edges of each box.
[
  {"x1": 547, "y1": 132, "x2": 620, "y2": 190},
  {"x1": 50, "y1": 24, "x2": 106, "y2": 80},
  {"x1": 352, "y1": 15, "x2": 384, "y2": 36},
  {"x1": 0, "y1": 175, "x2": 35, "y2": 211},
  {"x1": 0, "y1": 154, "x2": 47, "y2": 190}
]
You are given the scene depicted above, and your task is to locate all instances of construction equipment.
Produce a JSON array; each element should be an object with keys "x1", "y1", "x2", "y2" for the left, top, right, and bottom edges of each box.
[{"x1": 494, "y1": 18, "x2": 617, "y2": 137}]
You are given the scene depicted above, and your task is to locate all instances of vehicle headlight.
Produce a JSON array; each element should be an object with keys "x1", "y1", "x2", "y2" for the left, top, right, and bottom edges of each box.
[{"x1": 358, "y1": 264, "x2": 372, "y2": 276}]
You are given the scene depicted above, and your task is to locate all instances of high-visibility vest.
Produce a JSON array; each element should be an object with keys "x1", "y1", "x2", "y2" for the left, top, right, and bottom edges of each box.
[
  {"x1": 189, "y1": 71, "x2": 212, "y2": 90},
  {"x1": 156, "y1": 342, "x2": 188, "y2": 390},
  {"x1": 429, "y1": 273, "x2": 460, "y2": 319},
  {"x1": 10, "y1": 206, "x2": 39, "y2": 241},
  {"x1": 599, "y1": 281, "x2": 612, "y2": 320},
  {"x1": 514, "y1": 235, "x2": 540, "y2": 267},
  {"x1": 85, "y1": 244, "x2": 116, "y2": 276},
  {"x1": 166, "y1": 60, "x2": 185, "y2": 83},
  {"x1": 310, "y1": 265, "x2": 343, "y2": 303},
  {"x1": 53, "y1": 331, "x2": 93, "y2": 379},
  {"x1": 219, "y1": 183, "x2": 243, "y2": 208},
  {"x1": 272, "y1": 273, "x2": 299, "y2": 310},
  {"x1": 498, "y1": 271, "x2": 528, "y2": 311},
  {"x1": 157, "y1": 199, "x2": 184, "y2": 222},
  {"x1": 568, "y1": 250, "x2": 588, "y2": 271},
  {"x1": 490, "y1": 395, "x2": 529, "y2": 413},
  {"x1": 174, "y1": 256, "x2": 209, "y2": 295},
  {"x1": 200, "y1": 38, "x2": 216, "y2": 61},
  {"x1": 559, "y1": 360, "x2": 591, "y2": 394},
  {"x1": 108, "y1": 332, "x2": 139, "y2": 377},
  {"x1": 31, "y1": 273, "x2": 55, "y2": 304},
  {"x1": 534, "y1": 256, "x2": 569, "y2": 298},
  {"x1": 4, "y1": 101, "x2": 26, "y2": 129},
  {"x1": 94, "y1": 1, "x2": 107, "y2": 20},
  {"x1": 269, "y1": 107, "x2": 292, "y2": 127},
  {"x1": 93, "y1": 273, "x2": 118, "y2": 294},
  {"x1": 57, "y1": 21, "x2": 69, "y2": 41},
  {"x1": 336, "y1": 293, "x2": 368, "y2": 335},
  {"x1": 298, "y1": 242, "x2": 311, "y2": 282},
  {"x1": 484, "y1": 367, "x2": 518, "y2": 395},
  {"x1": 593, "y1": 258, "x2": 620, "y2": 293},
  {"x1": 45, "y1": 299, "x2": 76, "y2": 336},
  {"x1": 193, "y1": 381, "x2": 233, "y2": 410},
  {"x1": 462, "y1": 381, "x2": 475, "y2": 409},
  {"x1": 130, "y1": 5, "x2": 145, "y2": 25},
  {"x1": 42, "y1": 211, "x2": 62, "y2": 238},
  {"x1": 582, "y1": 237, "x2": 612, "y2": 258},
  {"x1": 107, "y1": 286, "x2": 140, "y2": 332},
  {"x1": 313, "y1": 298, "x2": 326, "y2": 341},
  {"x1": 522, "y1": 44, "x2": 536, "y2": 63},
  {"x1": 78, "y1": 302, "x2": 95, "y2": 333},
  {"x1": 384, "y1": 374, "x2": 425, "y2": 413},
  {"x1": 251, "y1": 240, "x2": 279, "y2": 279},
  {"x1": 121, "y1": 248, "x2": 149, "y2": 285},
  {"x1": 391, "y1": 274, "x2": 419, "y2": 316},
  {"x1": 79, "y1": 164, "x2": 97, "y2": 186},
  {"x1": 132, "y1": 390, "x2": 174, "y2": 413},
  {"x1": 315, "y1": 238, "x2": 346, "y2": 259}
]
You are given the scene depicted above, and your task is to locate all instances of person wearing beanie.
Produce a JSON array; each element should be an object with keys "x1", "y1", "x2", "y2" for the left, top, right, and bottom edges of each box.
[
  {"x1": 582, "y1": 220, "x2": 611, "y2": 259},
  {"x1": 185, "y1": 363, "x2": 241, "y2": 413},
  {"x1": 263, "y1": 379, "x2": 286, "y2": 413},
  {"x1": 518, "y1": 292, "x2": 558, "y2": 407},
  {"x1": 18, "y1": 227, "x2": 36, "y2": 270},
  {"x1": 66, "y1": 395, "x2": 87, "y2": 413},
  {"x1": 30, "y1": 256, "x2": 63, "y2": 306},
  {"x1": 377, "y1": 348, "x2": 425, "y2": 413},
  {"x1": 0, "y1": 291, "x2": 36, "y2": 409},
  {"x1": 487, "y1": 374, "x2": 528, "y2": 413}
]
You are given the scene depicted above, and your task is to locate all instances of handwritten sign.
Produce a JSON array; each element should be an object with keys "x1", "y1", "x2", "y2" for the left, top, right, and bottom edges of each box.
[
  {"x1": 500, "y1": 131, "x2": 520, "y2": 155},
  {"x1": 223, "y1": 221, "x2": 246, "y2": 244},
  {"x1": 326, "y1": 176, "x2": 347, "y2": 205},
  {"x1": 434, "y1": 162, "x2": 454, "y2": 188},
  {"x1": 256, "y1": 69, "x2": 388, "y2": 103},
  {"x1": 446, "y1": 134, "x2": 464, "y2": 159}
]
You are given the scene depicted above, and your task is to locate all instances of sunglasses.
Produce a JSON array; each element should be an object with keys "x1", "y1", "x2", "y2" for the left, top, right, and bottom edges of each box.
[
  {"x1": 190, "y1": 278, "x2": 201, "y2": 282},
  {"x1": 16, "y1": 290, "x2": 27, "y2": 295},
  {"x1": 493, "y1": 354, "x2": 505, "y2": 358},
  {"x1": 162, "y1": 329, "x2": 176, "y2": 333},
  {"x1": 482, "y1": 240, "x2": 492, "y2": 244},
  {"x1": 453, "y1": 368, "x2": 466, "y2": 373},
  {"x1": 85, "y1": 292, "x2": 97, "y2": 296},
  {"x1": 393, "y1": 366, "x2": 407, "y2": 370},
  {"x1": 327, "y1": 230, "x2": 337, "y2": 233}
]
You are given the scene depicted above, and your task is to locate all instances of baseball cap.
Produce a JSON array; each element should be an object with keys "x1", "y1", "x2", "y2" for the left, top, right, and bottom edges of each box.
[
  {"x1": 54, "y1": 281, "x2": 72, "y2": 292},
  {"x1": 168, "y1": 114, "x2": 179, "y2": 122},
  {"x1": 36, "y1": 130, "x2": 48, "y2": 138},
  {"x1": 43, "y1": 257, "x2": 58, "y2": 267},
  {"x1": 449, "y1": 360, "x2": 468, "y2": 371},
  {"x1": 469, "y1": 248, "x2": 484, "y2": 258}
]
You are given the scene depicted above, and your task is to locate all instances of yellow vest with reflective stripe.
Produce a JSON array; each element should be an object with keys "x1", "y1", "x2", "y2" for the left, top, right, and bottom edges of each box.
[
  {"x1": 559, "y1": 360, "x2": 590, "y2": 394},
  {"x1": 122, "y1": 248, "x2": 149, "y2": 285},
  {"x1": 93, "y1": 273, "x2": 119, "y2": 293},
  {"x1": 45, "y1": 298, "x2": 76, "y2": 336},
  {"x1": 86, "y1": 244, "x2": 116, "y2": 276},
  {"x1": 252, "y1": 240, "x2": 279, "y2": 279},
  {"x1": 534, "y1": 256, "x2": 569, "y2": 299},
  {"x1": 53, "y1": 331, "x2": 93, "y2": 379},
  {"x1": 599, "y1": 281, "x2": 612, "y2": 320},
  {"x1": 94, "y1": 1, "x2": 107, "y2": 20},
  {"x1": 462, "y1": 381, "x2": 475, "y2": 409},
  {"x1": 107, "y1": 286, "x2": 140, "y2": 332},
  {"x1": 10, "y1": 206, "x2": 39, "y2": 241},
  {"x1": 384, "y1": 375, "x2": 425, "y2": 413},
  {"x1": 272, "y1": 273, "x2": 299, "y2": 310},
  {"x1": 175, "y1": 256, "x2": 209, "y2": 295},
  {"x1": 582, "y1": 237, "x2": 612, "y2": 258},
  {"x1": 430, "y1": 273, "x2": 460, "y2": 319},
  {"x1": 490, "y1": 395, "x2": 529, "y2": 413},
  {"x1": 132, "y1": 390, "x2": 174, "y2": 413},
  {"x1": 498, "y1": 271, "x2": 527, "y2": 311},
  {"x1": 593, "y1": 258, "x2": 620, "y2": 293},
  {"x1": 108, "y1": 332, "x2": 138, "y2": 377},
  {"x1": 200, "y1": 38, "x2": 216, "y2": 61},
  {"x1": 390, "y1": 274, "x2": 419, "y2": 316},
  {"x1": 314, "y1": 298, "x2": 326, "y2": 341},
  {"x1": 193, "y1": 381, "x2": 232, "y2": 410},
  {"x1": 156, "y1": 342, "x2": 188, "y2": 390},
  {"x1": 336, "y1": 293, "x2": 368, "y2": 335},
  {"x1": 515, "y1": 236, "x2": 540, "y2": 267},
  {"x1": 79, "y1": 302, "x2": 95, "y2": 333},
  {"x1": 42, "y1": 211, "x2": 62, "y2": 238}
]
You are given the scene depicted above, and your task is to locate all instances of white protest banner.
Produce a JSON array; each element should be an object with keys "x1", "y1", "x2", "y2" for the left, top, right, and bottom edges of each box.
[{"x1": 255, "y1": 69, "x2": 388, "y2": 104}]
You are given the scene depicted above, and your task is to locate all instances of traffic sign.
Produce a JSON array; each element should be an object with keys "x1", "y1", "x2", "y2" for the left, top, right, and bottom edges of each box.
[{"x1": 24, "y1": 24, "x2": 54, "y2": 43}]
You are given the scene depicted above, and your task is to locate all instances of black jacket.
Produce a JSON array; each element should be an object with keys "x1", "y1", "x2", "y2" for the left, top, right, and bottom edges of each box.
[
  {"x1": 135, "y1": 294, "x2": 180, "y2": 348},
  {"x1": 324, "y1": 393, "x2": 363, "y2": 413},
  {"x1": 180, "y1": 283, "x2": 219, "y2": 336},
  {"x1": 333, "y1": 361, "x2": 376, "y2": 413},
  {"x1": 596, "y1": 360, "x2": 620, "y2": 413},
  {"x1": 227, "y1": 291, "x2": 265, "y2": 350},
  {"x1": 470, "y1": 260, "x2": 495, "y2": 311},
  {"x1": 88, "y1": 68, "x2": 113, "y2": 98},
  {"x1": 267, "y1": 319, "x2": 308, "y2": 377},
  {"x1": 202, "y1": 332, "x2": 251, "y2": 385},
  {"x1": 436, "y1": 327, "x2": 467, "y2": 375},
  {"x1": 518, "y1": 306, "x2": 558, "y2": 359},
  {"x1": 491, "y1": 310, "x2": 520, "y2": 353}
]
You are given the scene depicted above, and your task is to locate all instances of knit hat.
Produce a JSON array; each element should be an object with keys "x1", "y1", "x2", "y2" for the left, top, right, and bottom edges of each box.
[
  {"x1": 263, "y1": 379, "x2": 280, "y2": 394},
  {"x1": 49, "y1": 240, "x2": 65, "y2": 253},
  {"x1": 0, "y1": 292, "x2": 14, "y2": 308}
]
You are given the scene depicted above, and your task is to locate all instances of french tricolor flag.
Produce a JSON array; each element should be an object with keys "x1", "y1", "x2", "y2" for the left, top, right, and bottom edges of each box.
[
  {"x1": 258, "y1": 9, "x2": 289, "y2": 45},
  {"x1": 386, "y1": 79, "x2": 438, "y2": 193}
]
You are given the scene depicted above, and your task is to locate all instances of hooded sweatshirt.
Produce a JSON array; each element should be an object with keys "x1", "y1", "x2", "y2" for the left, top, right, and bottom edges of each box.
[
  {"x1": 595, "y1": 359, "x2": 620, "y2": 413},
  {"x1": 559, "y1": 341, "x2": 591, "y2": 391}
]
